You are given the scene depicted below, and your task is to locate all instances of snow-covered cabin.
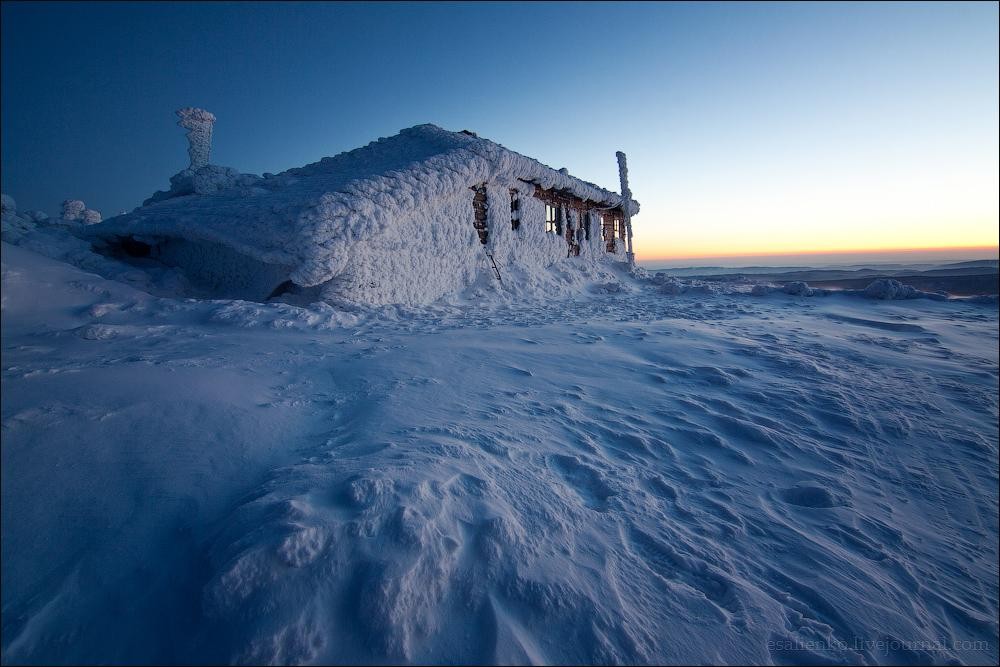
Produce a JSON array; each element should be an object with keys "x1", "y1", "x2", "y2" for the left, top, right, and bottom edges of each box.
[{"x1": 86, "y1": 124, "x2": 639, "y2": 305}]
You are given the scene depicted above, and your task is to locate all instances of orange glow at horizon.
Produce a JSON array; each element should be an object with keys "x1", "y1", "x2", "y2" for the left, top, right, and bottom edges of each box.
[
  {"x1": 622, "y1": 109, "x2": 999, "y2": 265},
  {"x1": 637, "y1": 243, "x2": 1000, "y2": 263},
  {"x1": 628, "y1": 168, "x2": 999, "y2": 263}
]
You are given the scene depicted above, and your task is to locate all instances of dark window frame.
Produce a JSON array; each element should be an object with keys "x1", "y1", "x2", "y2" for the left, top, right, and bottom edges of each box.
[{"x1": 471, "y1": 183, "x2": 488, "y2": 245}]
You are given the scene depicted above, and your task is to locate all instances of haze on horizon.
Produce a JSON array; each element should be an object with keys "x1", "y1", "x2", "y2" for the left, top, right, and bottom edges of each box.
[
  {"x1": 2, "y1": 1, "x2": 997, "y2": 261},
  {"x1": 640, "y1": 245, "x2": 999, "y2": 269}
]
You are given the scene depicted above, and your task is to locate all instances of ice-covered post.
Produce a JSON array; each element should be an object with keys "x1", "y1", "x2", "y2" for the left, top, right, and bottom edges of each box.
[
  {"x1": 616, "y1": 151, "x2": 635, "y2": 267},
  {"x1": 176, "y1": 107, "x2": 216, "y2": 169}
]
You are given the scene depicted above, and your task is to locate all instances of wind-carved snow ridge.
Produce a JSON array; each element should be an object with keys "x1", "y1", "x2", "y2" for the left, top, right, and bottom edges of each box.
[
  {"x1": 189, "y1": 283, "x2": 998, "y2": 665},
  {"x1": 742, "y1": 276, "x2": 953, "y2": 301}
]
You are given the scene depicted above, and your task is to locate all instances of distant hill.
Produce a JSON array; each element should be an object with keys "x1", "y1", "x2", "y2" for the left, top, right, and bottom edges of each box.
[{"x1": 657, "y1": 260, "x2": 999, "y2": 296}]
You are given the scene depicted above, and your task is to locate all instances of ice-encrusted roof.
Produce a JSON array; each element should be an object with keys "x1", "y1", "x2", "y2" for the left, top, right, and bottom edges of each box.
[{"x1": 87, "y1": 124, "x2": 639, "y2": 286}]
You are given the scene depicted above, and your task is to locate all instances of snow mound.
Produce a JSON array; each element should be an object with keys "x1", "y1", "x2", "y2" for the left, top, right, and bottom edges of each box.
[
  {"x1": 862, "y1": 278, "x2": 923, "y2": 300},
  {"x1": 593, "y1": 280, "x2": 627, "y2": 294},
  {"x1": 651, "y1": 273, "x2": 686, "y2": 295},
  {"x1": 644, "y1": 272, "x2": 728, "y2": 296},
  {"x1": 1, "y1": 195, "x2": 58, "y2": 242},
  {"x1": 2, "y1": 195, "x2": 35, "y2": 241},
  {"x1": 781, "y1": 281, "x2": 814, "y2": 296},
  {"x1": 142, "y1": 165, "x2": 263, "y2": 206},
  {"x1": 749, "y1": 281, "x2": 831, "y2": 298}
]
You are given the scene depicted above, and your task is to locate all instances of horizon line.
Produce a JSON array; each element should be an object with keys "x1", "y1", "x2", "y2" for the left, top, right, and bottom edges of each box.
[{"x1": 638, "y1": 244, "x2": 1000, "y2": 264}]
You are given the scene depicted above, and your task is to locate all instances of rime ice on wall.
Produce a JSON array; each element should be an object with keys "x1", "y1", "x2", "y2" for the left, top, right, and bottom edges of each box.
[
  {"x1": 485, "y1": 184, "x2": 565, "y2": 275},
  {"x1": 176, "y1": 107, "x2": 216, "y2": 170},
  {"x1": 587, "y1": 211, "x2": 605, "y2": 256},
  {"x1": 322, "y1": 190, "x2": 482, "y2": 305}
]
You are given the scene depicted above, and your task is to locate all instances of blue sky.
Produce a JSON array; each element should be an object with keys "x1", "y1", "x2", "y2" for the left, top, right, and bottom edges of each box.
[{"x1": 2, "y1": 1, "x2": 997, "y2": 259}]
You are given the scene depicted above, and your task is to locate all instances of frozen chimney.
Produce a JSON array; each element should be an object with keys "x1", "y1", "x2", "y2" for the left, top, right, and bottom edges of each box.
[
  {"x1": 176, "y1": 107, "x2": 216, "y2": 169},
  {"x1": 616, "y1": 151, "x2": 635, "y2": 266}
]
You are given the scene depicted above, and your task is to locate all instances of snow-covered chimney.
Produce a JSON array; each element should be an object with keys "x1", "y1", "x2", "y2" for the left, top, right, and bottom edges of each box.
[
  {"x1": 616, "y1": 151, "x2": 635, "y2": 266},
  {"x1": 176, "y1": 107, "x2": 216, "y2": 170}
]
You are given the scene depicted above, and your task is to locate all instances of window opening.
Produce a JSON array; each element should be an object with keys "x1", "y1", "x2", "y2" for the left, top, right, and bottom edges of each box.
[
  {"x1": 471, "y1": 184, "x2": 488, "y2": 244},
  {"x1": 545, "y1": 203, "x2": 558, "y2": 234},
  {"x1": 510, "y1": 189, "x2": 520, "y2": 231}
]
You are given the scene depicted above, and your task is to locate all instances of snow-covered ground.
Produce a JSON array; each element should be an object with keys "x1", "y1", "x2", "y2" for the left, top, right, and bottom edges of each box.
[{"x1": 2, "y1": 239, "x2": 998, "y2": 665}]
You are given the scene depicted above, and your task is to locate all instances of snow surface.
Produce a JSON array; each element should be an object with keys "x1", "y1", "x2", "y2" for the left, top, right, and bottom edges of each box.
[
  {"x1": 2, "y1": 230, "x2": 998, "y2": 665},
  {"x1": 84, "y1": 124, "x2": 637, "y2": 305},
  {"x1": 142, "y1": 165, "x2": 264, "y2": 207}
]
